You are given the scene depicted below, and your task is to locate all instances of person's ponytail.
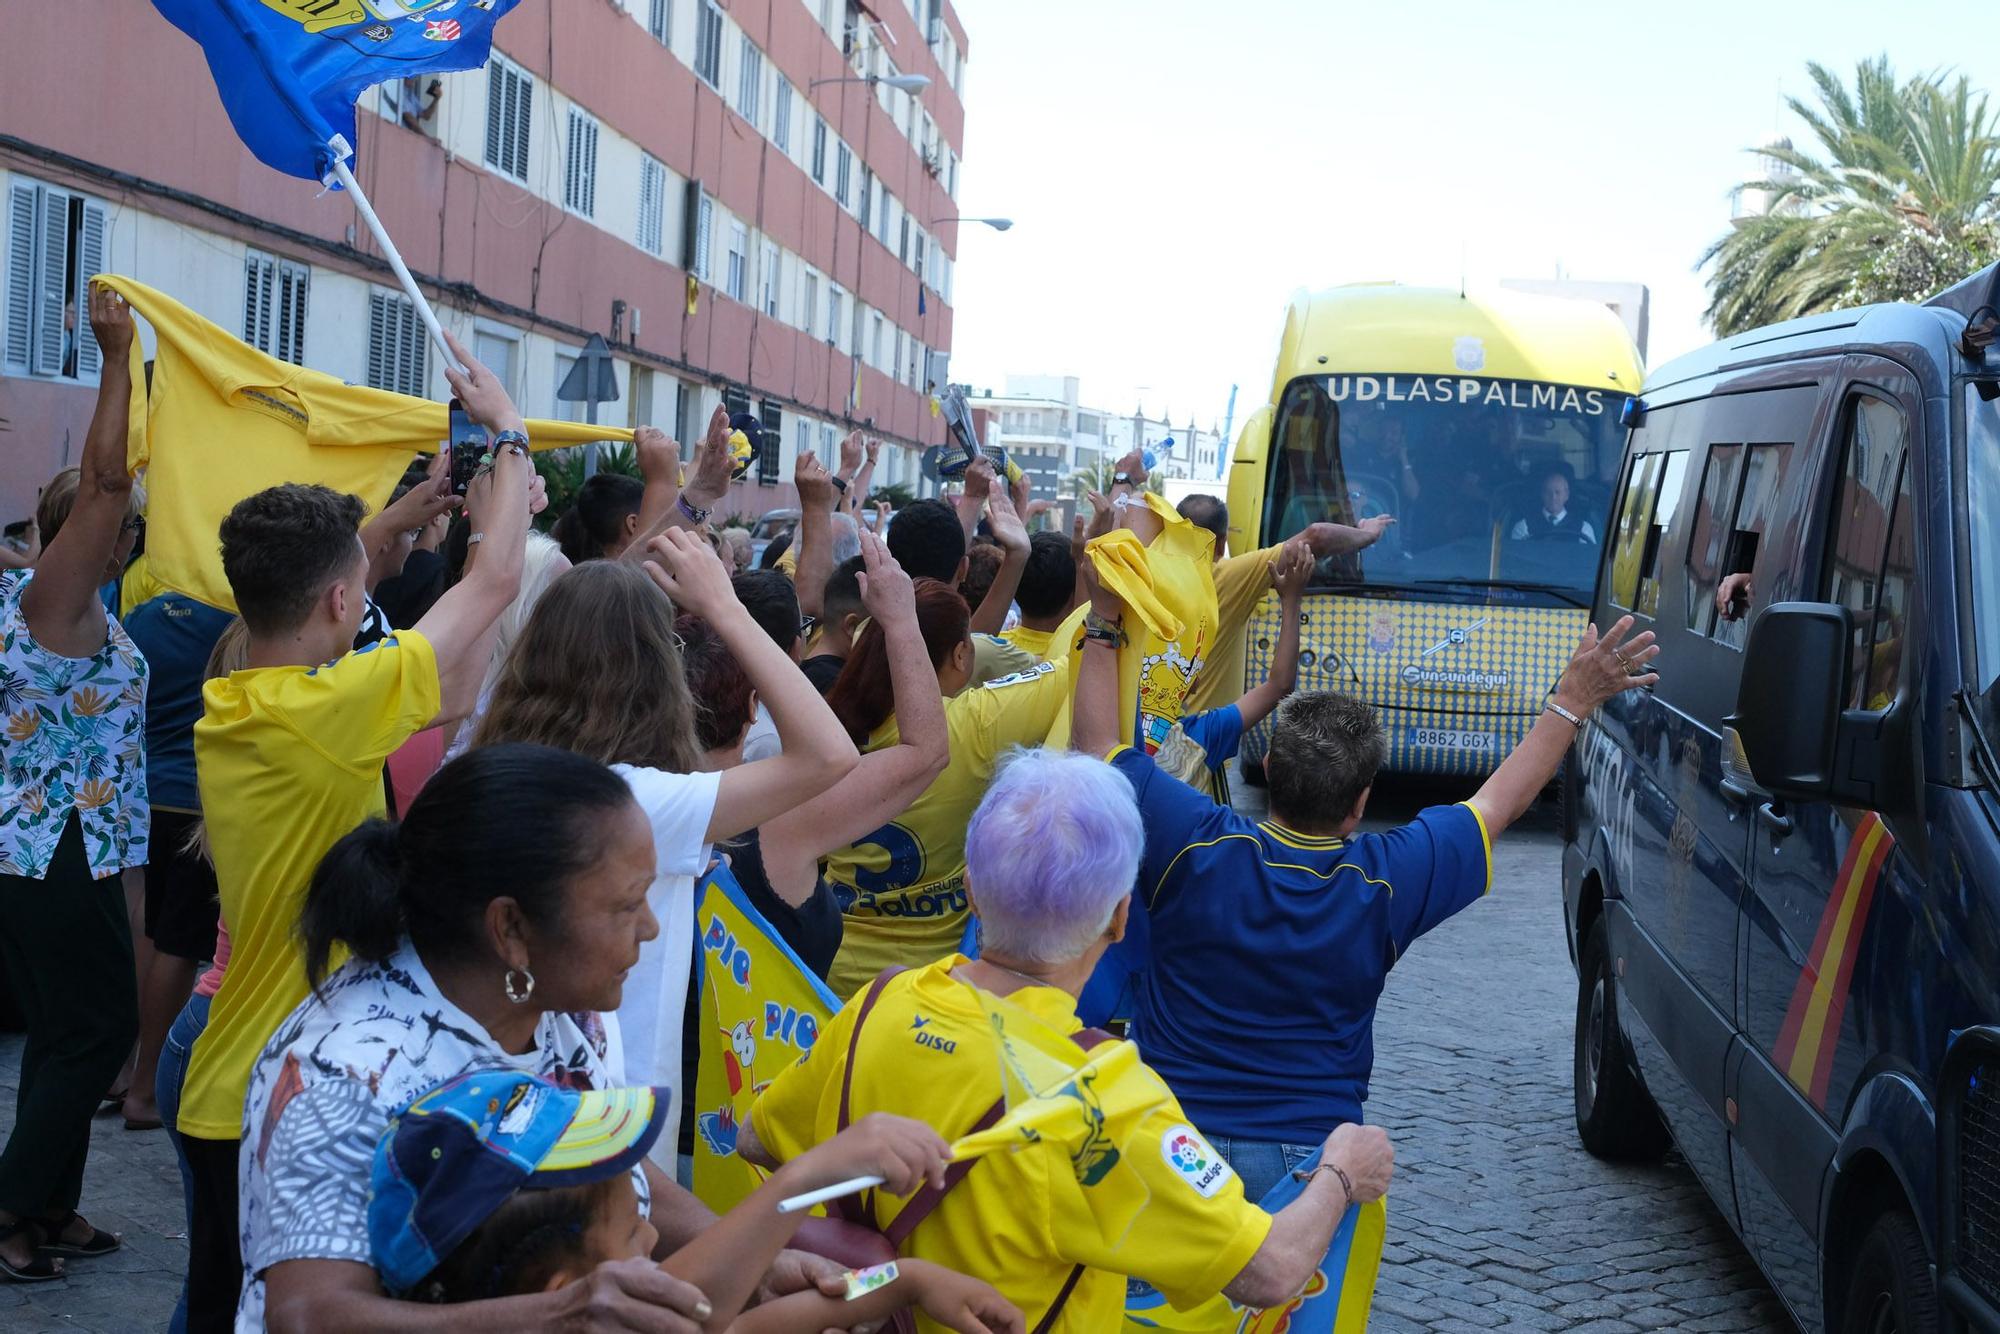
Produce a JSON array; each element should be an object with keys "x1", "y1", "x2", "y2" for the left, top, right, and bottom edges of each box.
[{"x1": 299, "y1": 818, "x2": 408, "y2": 992}]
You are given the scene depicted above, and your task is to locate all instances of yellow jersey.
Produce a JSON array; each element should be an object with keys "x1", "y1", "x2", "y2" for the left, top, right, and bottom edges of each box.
[
  {"x1": 1185, "y1": 543, "x2": 1279, "y2": 714},
  {"x1": 176, "y1": 632, "x2": 441, "y2": 1140},
  {"x1": 824, "y1": 659, "x2": 1073, "y2": 998},
  {"x1": 750, "y1": 957, "x2": 1271, "y2": 1333},
  {"x1": 998, "y1": 623, "x2": 1057, "y2": 659}
]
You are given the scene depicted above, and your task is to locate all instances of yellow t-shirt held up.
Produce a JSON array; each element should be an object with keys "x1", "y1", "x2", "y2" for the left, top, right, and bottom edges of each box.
[
  {"x1": 175, "y1": 632, "x2": 442, "y2": 1142},
  {"x1": 750, "y1": 957, "x2": 1271, "y2": 1333}
]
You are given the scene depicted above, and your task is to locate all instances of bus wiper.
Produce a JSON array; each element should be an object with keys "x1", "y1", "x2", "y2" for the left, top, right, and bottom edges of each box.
[{"x1": 1409, "y1": 578, "x2": 1590, "y2": 609}]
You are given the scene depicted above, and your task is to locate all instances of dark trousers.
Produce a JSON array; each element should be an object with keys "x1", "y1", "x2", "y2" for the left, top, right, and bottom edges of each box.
[
  {"x1": 0, "y1": 817, "x2": 137, "y2": 1219},
  {"x1": 182, "y1": 1131, "x2": 241, "y2": 1333}
]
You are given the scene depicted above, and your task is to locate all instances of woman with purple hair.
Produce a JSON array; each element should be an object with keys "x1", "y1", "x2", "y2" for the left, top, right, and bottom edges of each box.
[{"x1": 739, "y1": 748, "x2": 1395, "y2": 1329}]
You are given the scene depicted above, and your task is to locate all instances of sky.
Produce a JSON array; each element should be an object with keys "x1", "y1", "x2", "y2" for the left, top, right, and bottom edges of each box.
[{"x1": 945, "y1": 0, "x2": 2000, "y2": 431}]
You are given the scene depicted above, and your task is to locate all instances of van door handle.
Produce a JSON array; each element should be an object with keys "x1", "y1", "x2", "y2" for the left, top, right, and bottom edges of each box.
[
  {"x1": 1755, "y1": 802, "x2": 1794, "y2": 837},
  {"x1": 1720, "y1": 776, "x2": 1754, "y2": 807}
]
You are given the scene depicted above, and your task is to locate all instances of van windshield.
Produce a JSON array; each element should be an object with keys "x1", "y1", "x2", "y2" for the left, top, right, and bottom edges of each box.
[
  {"x1": 1966, "y1": 385, "x2": 2000, "y2": 711},
  {"x1": 1261, "y1": 373, "x2": 1631, "y2": 608}
]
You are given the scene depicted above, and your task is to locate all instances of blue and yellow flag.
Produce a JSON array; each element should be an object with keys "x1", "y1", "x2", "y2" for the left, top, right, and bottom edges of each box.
[
  {"x1": 150, "y1": 0, "x2": 522, "y2": 180},
  {"x1": 690, "y1": 865, "x2": 840, "y2": 1214}
]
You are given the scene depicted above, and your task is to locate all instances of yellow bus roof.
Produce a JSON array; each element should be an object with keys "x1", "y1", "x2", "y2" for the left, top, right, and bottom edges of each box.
[{"x1": 1268, "y1": 284, "x2": 1643, "y2": 403}]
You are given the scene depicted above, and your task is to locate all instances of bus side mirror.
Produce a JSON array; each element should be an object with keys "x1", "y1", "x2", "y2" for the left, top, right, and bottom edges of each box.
[
  {"x1": 1725, "y1": 602, "x2": 1851, "y2": 798},
  {"x1": 1620, "y1": 397, "x2": 1648, "y2": 429}
]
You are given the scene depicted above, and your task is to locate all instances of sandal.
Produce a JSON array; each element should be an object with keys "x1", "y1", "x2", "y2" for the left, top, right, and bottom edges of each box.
[
  {"x1": 32, "y1": 1211, "x2": 120, "y2": 1259},
  {"x1": 0, "y1": 1222, "x2": 63, "y2": 1283}
]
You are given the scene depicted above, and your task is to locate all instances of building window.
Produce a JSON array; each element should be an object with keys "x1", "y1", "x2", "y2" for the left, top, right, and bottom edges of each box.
[
  {"x1": 242, "y1": 251, "x2": 309, "y2": 366},
  {"x1": 694, "y1": 1, "x2": 723, "y2": 87},
  {"x1": 757, "y1": 399, "x2": 783, "y2": 483},
  {"x1": 898, "y1": 215, "x2": 910, "y2": 264},
  {"x1": 472, "y1": 326, "x2": 521, "y2": 399},
  {"x1": 871, "y1": 311, "x2": 884, "y2": 369},
  {"x1": 564, "y1": 107, "x2": 599, "y2": 216},
  {"x1": 912, "y1": 230, "x2": 925, "y2": 280},
  {"x1": 637, "y1": 154, "x2": 667, "y2": 255},
  {"x1": 828, "y1": 283, "x2": 844, "y2": 349},
  {"x1": 484, "y1": 58, "x2": 532, "y2": 181},
  {"x1": 647, "y1": 0, "x2": 670, "y2": 43},
  {"x1": 858, "y1": 167, "x2": 874, "y2": 231},
  {"x1": 5, "y1": 178, "x2": 107, "y2": 380},
  {"x1": 771, "y1": 77, "x2": 794, "y2": 154},
  {"x1": 366, "y1": 289, "x2": 427, "y2": 397},
  {"x1": 811, "y1": 117, "x2": 829, "y2": 184},
  {"x1": 834, "y1": 143, "x2": 853, "y2": 209},
  {"x1": 725, "y1": 222, "x2": 748, "y2": 302},
  {"x1": 692, "y1": 192, "x2": 713, "y2": 280},
  {"x1": 803, "y1": 270, "x2": 819, "y2": 336},
  {"x1": 736, "y1": 33, "x2": 762, "y2": 122},
  {"x1": 893, "y1": 329, "x2": 904, "y2": 384},
  {"x1": 761, "y1": 242, "x2": 781, "y2": 316}
]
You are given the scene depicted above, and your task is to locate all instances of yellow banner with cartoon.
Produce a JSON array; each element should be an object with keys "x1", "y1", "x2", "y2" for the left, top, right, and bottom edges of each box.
[{"x1": 689, "y1": 865, "x2": 840, "y2": 1214}]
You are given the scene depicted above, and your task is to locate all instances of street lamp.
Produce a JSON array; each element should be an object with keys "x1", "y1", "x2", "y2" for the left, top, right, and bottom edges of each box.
[
  {"x1": 809, "y1": 72, "x2": 933, "y2": 93},
  {"x1": 931, "y1": 216, "x2": 1013, "y2": 232}
]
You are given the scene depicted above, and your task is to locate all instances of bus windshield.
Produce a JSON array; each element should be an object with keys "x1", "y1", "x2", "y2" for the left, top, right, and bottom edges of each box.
[{"x1": 1262, "y1": 373, "x2": 1631, "y2": 608}]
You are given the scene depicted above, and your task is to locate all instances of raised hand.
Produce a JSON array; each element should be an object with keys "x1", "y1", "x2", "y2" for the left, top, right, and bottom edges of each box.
[
  {"x1": 380, "y1": 449, "x2": 457, "y2": 533},
  {"x1": 795, "y1": 450, "x2": 836, "y2": 512},
  {"x1": 1113, "y1": 445, "x2": 1146, "y2": 483},
  {"x1": 855, "y1": 528, "x2": 914, "y2": 628},
  {"x1": 985, "y1": 487, "x2": 1028, "y2": 557},
  {"x1": 87, "y1": 282, "x2": 135, "y2": 363},
  {"x1": 1083, "y1": 490, "x2": 1114, "y2": 540},
  {"x1": 864, "y1": 437, "x2": 881, "y2": 467},
  {"x1": 641, "y1": 526, "x2": 739, "y2": 621},
  {"x1": 462, "y1": 431, "x2": 530, "y2": 535},
  {"x1": 634, "y1": 425, "x2": 682, "y2": 485},
  {"x1": 685, "y1": 406, "x2": 736, "y2": 504},
  {"x1": 1271, "y1": 541, "x2": 1313, "y2": 603},
  {"x1": 838, "y1": 429, "x2": 865, "y2": 478},
  {"x1": 1355, "y1": 513, "x2": 1396, "y2": 543},
  {"x1": 1556, "y1": 615, "x2": 1660, "y2": 713},
  {"x1": 441, "y1": 330, "x2": 525, "y2": 436},
  {"x1": 962, "y1": 456, "x2": 997, "y2": 508}
]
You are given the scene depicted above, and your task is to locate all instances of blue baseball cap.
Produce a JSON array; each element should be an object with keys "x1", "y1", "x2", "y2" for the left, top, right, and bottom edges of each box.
[{"x1": 367, "y1": 1070, "x2": 668, "y2": 1295}]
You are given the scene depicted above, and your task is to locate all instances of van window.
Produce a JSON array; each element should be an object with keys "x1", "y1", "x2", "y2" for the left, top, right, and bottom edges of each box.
[
  {"x1": 1824, "y1": 395, "x2": 1912, "y2": 710},
  {"x1": 1714, "y1": 443, "x2": 1797, "y2": 650},
  {"x1": 1686, "y1": 444, "x2": 1745, "y2": 634},
  {"x1": 1635, "y1": 452, "x2": 1689, "y2": 617},
  {"x1": 1609, "y1": 453, "x2": 1663, "y2": 610}
]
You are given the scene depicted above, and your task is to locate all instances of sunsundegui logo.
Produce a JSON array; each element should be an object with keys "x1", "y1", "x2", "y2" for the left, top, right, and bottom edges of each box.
[
  {"x1": 1400, "y1": 663, "x2": 1511, "y2": 691},
  {"x1": 1161, "y1": 1125, "x2": 1232, "y2": 1198}
]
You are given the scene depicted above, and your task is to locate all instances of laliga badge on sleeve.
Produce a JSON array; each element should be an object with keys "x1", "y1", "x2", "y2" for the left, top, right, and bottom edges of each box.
[{"x1": 1161, "y1": 1124, "x2": 1233, "y2": 1198}]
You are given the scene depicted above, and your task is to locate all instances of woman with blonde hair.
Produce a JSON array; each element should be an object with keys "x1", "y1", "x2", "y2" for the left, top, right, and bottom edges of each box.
[{"x1": 472, "y1": 530, "x2": 856, "y2": 1152}]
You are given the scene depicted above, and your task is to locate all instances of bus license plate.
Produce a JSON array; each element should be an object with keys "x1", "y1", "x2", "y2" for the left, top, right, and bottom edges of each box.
[{"x1": 1409, "y1": 727, "x2": 1496, "y2": 752}]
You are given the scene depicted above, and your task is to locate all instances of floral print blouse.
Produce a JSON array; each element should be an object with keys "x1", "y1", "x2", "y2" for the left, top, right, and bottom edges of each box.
[{"x1": 0, "y1": 571, "x2": 149, "y2": 880}]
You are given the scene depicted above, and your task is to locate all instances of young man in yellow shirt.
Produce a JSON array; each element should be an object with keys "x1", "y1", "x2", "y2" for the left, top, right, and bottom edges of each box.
[
  {"x1": 996, "y1": 530, "x2": 1078, "y2": 661},
  {"x1": 173, "y1": 337, "x2": 534, "y2": 1332}
]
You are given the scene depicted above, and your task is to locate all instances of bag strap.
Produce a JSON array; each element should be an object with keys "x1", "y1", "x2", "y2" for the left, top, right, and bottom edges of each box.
[
  {"x1": 1033, "y1": 1264, "x2": 1088, "y2": 1334},
  {"x1": 838, "y1": 967, "x2": 907, "y2": 1134}
]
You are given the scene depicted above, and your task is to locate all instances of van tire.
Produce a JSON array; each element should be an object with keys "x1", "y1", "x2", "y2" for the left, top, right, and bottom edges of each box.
[
  {"x1": 1836, "y1": 1209, "x2": 1938, "y2": 1334},
  {"x1": 1573, "y1": 917, "x2": 1670, "y2": 1160}
]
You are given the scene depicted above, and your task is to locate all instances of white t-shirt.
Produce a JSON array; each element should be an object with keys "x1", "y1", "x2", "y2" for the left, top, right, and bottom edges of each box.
[
  {"x1": 610, "y1": 763, "x2": 721, "y2": 1160},
  {"x1": 236, "y1": 942, "x2": 625, "y2": 1329}
]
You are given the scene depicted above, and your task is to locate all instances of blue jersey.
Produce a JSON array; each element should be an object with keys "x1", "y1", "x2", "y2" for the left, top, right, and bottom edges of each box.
[
  {"x1": 1111, "y1": 745, "x2": 1491, "y2": 1141},
  {"x1": 1178, "y1": 704, "x2": 1245, "y2": 773},
  {"x1": 123, "y1": 593, "x2": 234, "y2": 812}
]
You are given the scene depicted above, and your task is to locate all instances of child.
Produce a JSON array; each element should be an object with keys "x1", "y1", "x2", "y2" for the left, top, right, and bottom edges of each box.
[
  {"x1": 1154, "y1": 542, "x2": 1313, "y2": 805},
  {"x1": 369, "y1": 1070, "x2": 1022, "y2": 1333}
]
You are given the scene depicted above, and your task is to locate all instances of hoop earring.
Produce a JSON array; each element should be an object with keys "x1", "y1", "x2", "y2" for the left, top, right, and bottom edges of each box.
[{"x1": 504, "y1": 967, "x2": 536, "y2": 1005}]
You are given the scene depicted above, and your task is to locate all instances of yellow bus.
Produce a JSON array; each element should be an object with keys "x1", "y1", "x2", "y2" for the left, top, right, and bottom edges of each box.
[{"x1": 1226, "y1": 283, "x2": 1643, "y2": 777}]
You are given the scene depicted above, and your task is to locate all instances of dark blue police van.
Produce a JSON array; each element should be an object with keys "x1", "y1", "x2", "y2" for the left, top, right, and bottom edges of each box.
[{"x1": 1562, "y1": 265, "x2": 2000, "y2": 1333}]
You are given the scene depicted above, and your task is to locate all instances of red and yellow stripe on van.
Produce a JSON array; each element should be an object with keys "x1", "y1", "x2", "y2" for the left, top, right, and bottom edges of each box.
[{"x1": 1771, "y1": 813, "x2": 1895, "y2": 1108}]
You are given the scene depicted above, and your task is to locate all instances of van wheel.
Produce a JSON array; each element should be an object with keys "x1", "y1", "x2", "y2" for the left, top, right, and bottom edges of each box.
[
  {"x1": 1836, "y1": 1210, "x2": 1938, "y2": 1334},
  {"x1": 1574, "y1": 918, "x2": 1669, "y2": 1160}
]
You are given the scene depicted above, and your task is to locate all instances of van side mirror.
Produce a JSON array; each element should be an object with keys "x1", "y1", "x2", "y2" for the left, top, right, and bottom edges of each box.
[{"x1": 1725, "y1": 602, "x2": 1852, "y2": 798}]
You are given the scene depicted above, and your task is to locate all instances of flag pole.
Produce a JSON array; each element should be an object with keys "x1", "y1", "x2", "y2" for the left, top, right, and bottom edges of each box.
[{"x1": 325, "y1": 135, "x2": 464, "y2": 375}]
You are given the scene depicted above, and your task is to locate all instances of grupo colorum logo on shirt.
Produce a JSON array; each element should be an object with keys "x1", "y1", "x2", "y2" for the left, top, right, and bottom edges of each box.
[
  {"x1": 1160, "y1": 1124, "x2": 1232, "y2": 1198},
  {"x1": 1323, "y1": 375, "x2": 1613, "y2": 415}
]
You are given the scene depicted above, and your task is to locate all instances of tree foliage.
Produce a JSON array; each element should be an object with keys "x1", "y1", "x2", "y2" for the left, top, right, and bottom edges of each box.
[{"x1": 1703, "y1": 57, "x2": 2000, "y2": 336}]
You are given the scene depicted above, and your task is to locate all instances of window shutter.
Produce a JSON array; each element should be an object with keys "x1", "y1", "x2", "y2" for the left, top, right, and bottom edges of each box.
[
  {"x1": 757, "y1": 398, "x2": 782, "y2": 482},
  {"x1": 582, "y1": 118, "x2": 597, "y2": 215},
  {"x1": 244, "y1": 253, "x2": 269, "y2": 352},
  {"x1": 485, "y1": 65, "x2": 505, "y2": 168},
  {"x1": 696, "y1": 196, "x2": 713, "y2": 281},
  {"x1": 681, "y1": 180, "x2": 702, "y2": 273},
  {"x1": 32, "y1": 189, "x2": 68, "y2": 377},
  {"x1": 367, "y1": 290, "x2": 391, "y2": 389},
  {"x1": 510, "y1": 73, "x2": 532, "y2": 179},
  {"x1": 279, "y1": 262, "x2": 308, "y2": 365},
  {"x1": 649, "y1": 0, "x2": 670, "y2": 42},
  {"x1": 74, "y1": 198, "x2": 106, "y2": 380},
  {"x1": 4, "y1": 181, "x2": 36, "y2": 370}
]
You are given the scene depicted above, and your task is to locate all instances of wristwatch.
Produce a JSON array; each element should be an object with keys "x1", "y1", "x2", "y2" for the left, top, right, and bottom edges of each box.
[
  {"x1": 677, "y1": 493, "x2": 713, "y2": 524},
  {"x1": 492, "y1": 429, "x2": 530, "y2": 456},
  {"x1": 1112, "y1": 470, "x2": 1133, "y2": 486},
  {"x1": 1083, "y1": 612, "x2": 1126, "y2": 648},
  {"x1": 831, "y1": 475, "x2": 850, "y2": 494}
]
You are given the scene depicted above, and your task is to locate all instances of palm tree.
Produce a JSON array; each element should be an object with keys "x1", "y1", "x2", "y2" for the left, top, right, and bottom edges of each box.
[{"x1": 1702, "y1": 58, "x2": 2000, "y2": 336}]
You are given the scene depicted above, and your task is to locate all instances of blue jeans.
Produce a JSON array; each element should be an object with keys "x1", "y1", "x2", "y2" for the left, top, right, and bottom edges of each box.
[
  {"x1": 157, "y1": 991, "x2": 211, "y2": 1334},
  {"x1": 1207, "y1": 1135, "x2": 1320, "y2": 1205}
]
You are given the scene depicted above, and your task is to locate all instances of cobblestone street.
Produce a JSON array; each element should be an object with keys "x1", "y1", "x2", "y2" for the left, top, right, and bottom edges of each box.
[{"x1": 0, "y1": 787, "x2": 1794, "y2": 1333}]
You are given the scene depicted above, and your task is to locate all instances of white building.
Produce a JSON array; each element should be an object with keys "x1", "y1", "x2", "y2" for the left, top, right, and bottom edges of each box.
[{"x1": 968, "y1": 374, "x2": 1223, "y2": 497}]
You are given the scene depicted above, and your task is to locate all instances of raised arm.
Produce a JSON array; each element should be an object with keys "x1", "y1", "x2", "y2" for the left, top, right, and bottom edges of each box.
[
  {"x1": 956, "y1": 457, "x2": 996, "y2": 544},
  {"x1": 967, "y1": 489, "x2": 1028, "y2": 636},
  {"x1": 627, "y1": 408, "x2": 734, "y2": 554},
  {"x1": 632, "y1": 425, "x2": 685, "y2": 538},
  {"x1": 359, "y1": 451, "x2": 456, "y2": 592},
  {"x1": 844, "y1": 435, "x2": 880, "y2": 516},
  {"x1": 760, "y1": 532, "x2": 946, "y2": 902},
  {"x1": 1300, "y1": 516, "x2": 1392, "y2": 557},
  {"x1": 791, "y1": 451, "x2": 835, "y2": 620},
  {"x1": 1466, "y1": 616, "x2": 1658, "y2": 839},
  {"x1": 22, "y1": 284, "x2": 137, "y2": 657},
  {"x1": 1224, "y1": 1123, "x2": 1394, "y2": 1309},
  {"x1": 1071, "y1": 561, "x2": 1125, "y2": 759},
  {"x1": 640, "y1": 529, "x2": 858, "y2": 843},
  {"x1": 412, "y1": 332, "x2": 530, "y2": 725},
  {"x1": 1233, "y1": 542, "x2": 1311, "y2": 730}
]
